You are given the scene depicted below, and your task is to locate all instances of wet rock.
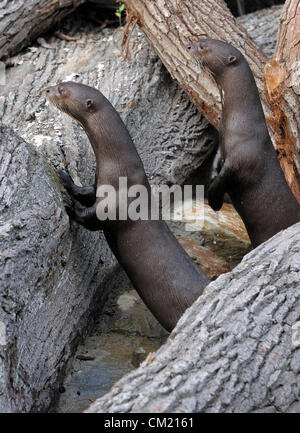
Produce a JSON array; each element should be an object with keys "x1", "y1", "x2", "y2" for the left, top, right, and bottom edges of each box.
[
  {"x1": 131, "y1": 347, "x2": 147, "y2": 368},
  {"x1": 178, "y1": 238, "x2": 230, "y2": 280},
  {"x1": 58, "y1": 365, "x2": 112, "y2": 414},
  {"x1": 86, "y1": 223, "x2": 300, "y2": 413},
  {"x1": 169, "y1": 201, "x2": 251, "y2": 278},
  {"x1": 0, "y1": 124, "x2": 116, "y2": 413},
  {"x1": 114, "y1": 290, "x2": 168, "y2": 339},
  {"x1": 56, "y1": 269, "x2": 168, "y2": 413},
  {"x1": 201, "y1": 203, "x2": 252, "y2": 268}
]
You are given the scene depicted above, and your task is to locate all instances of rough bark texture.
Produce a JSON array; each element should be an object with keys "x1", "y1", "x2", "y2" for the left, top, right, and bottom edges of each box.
[
  {"x1": 122, "y1": 0, "x2": 268, "y2": 128},
  {"x1": 0, "y1": 124, "x2": 118, "y2": 413},
  {"x1": 0, "y1": 0, "x2": 87, "y2": 60},
  {"x1": 0, "y1": 6, "x2": 281, "y2": 187},
  {"x1": 86, "y1": 223, "x2": 300, "y2": 413},
  {"x1": 264, "y1": 0, "x2": 300, "y2": 202},
  {"x1": 122, "y1": 0, "x2": 300, "y2": 201},
  {"x1": 0, "y1": 19, "x2": 218, "y2": 188},
  {"x1": 238, "y1": 5, "x2": 282, "y2": 58},
  {"x1": 0, "y1": 16, "x2": 218, "y2": 413},
  {"x1": 0, "y1": 6, "x2": 287, "y2": 412}
]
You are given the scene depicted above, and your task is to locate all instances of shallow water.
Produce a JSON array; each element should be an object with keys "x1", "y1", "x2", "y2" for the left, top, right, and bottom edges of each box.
[{"x1": 57, "y1": 277, "x2": 168, "y2": 413}]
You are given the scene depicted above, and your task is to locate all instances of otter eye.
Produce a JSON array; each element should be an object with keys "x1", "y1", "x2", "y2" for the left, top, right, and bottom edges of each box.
[
  {"x1": 228, "y1": 55, "x2": 237, "y2": 65},
  {"x1": 86, "y1": 99, "x2": 94, "y2": 109}
]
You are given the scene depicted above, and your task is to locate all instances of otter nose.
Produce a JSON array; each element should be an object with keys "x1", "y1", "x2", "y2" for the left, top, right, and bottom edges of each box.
[
  {"x1": 44, "y1": 85, "x2": 61, "y2": 99},
  {"x1": 186, "y1": 41, "x2": 207, "y2": 53},
  {"x1": 198, "y1": 42, "x2": 207, "y2": 50},
  {"x1": 44, "y1": 86, "x2": 55, "y2": 97}
]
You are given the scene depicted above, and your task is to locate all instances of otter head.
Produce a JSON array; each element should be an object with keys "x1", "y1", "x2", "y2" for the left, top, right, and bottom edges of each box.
[
  {"x1": 44, "y1": 81, "x2": 101, "y2": 126},
  {"x1": 186, "y1": 39, "x2": 242, "y2": 78}
]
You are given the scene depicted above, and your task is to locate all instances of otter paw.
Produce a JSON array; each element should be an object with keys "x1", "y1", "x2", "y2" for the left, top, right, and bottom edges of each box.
[
  {"x1": 208, "y1": 189, "x2": 224, "y2": 211},
  {"x1": 62, "y1": 191, "x2": 75, "y2": 218},
  {"x1": 57, "y1": 169, "x2": 74, "y2": 190}
]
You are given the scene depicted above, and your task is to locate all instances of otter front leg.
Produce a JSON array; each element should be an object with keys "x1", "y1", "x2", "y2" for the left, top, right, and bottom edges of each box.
[
  {"x1": 208, "y1": 161, "x2": 231, "y2": 211},
  {"x1": 62, "y1": 191, "x2": 104, "y2": 231},
  {"x1": 57, "y1": 170, "x2": 96, "y2": 207}
]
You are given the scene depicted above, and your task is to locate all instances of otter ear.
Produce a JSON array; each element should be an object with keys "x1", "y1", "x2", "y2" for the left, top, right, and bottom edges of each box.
[
  {"x1": 227, "y1": 55, "x2": 237, "y2": 65},
  {"x1": 86, "y1": 99, "x2": 94, "y2": 110}
]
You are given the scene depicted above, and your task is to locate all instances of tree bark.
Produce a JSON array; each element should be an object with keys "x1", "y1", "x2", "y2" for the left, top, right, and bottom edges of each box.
[
  {"x1": 122, "y1": 0, "x2": 300, "y2": 202},
  {"x1": 0, "y1": 7, "x2": 288, "y2": 412},
  {"x1": 121, "y1": 0, "x2": 267, "y2": 129},
  {"x1": 0, "y1": 124, "x2": 118, "y2": 413},
  {"x1": 86, "y1": 222, "x2": 300, "y2": 413},
  {"x1": 0, "y1": 19, "x2": 218, "y2": 189},
  {"x1": 238, "y1": 5, "x2": 282, "y2": 58},
  {"x1": 0, "y1": 17, "x2": 217, "y2": 412},
  {"x1": 0, "y1": 0, "x2": 87, "y2": 60},
  {"x1": 264, "y1": 0, "x2": 300, "y2": 203}
]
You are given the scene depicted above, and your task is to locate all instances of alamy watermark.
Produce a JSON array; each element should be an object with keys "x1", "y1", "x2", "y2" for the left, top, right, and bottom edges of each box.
[
  {"x1": 0, "y1": 61, "x2": 6, "y2": 86},
  {"x1": 292, "y1": 321, "x2": 300, "y2": 347},
  {"x1": 95, "y1": 178, "x2": 204, "y2": 231},
  {"x1": 0, "y1": 321, "x2": 6, "y2": 346}
]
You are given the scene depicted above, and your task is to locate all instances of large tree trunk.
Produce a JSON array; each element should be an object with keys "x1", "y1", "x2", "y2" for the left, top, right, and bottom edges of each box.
[
  {"x1": 264, "y1": 0, "x2": 300, "y2": 203},
  {"x1": 0, "y1": 6, "x2": 288, "y2": 412},
  {"x1": 86, "y1": 222, "x2": 300, "y2": 413},
  {"x1": 0, "y1": 0, "x2": 87, "y2": 60},
  {"x1": 0, "y1": 18, "x2": 218, "y2": 189},
  {"x1": 0, "y1": 15, "x2": 217, "y2": 412},
  {"x1": 0, "y1": 124, "x2": 117, "y2": 413},
  {"x1": 122, "y1": 0, "x2": 300, "y2": 202}
]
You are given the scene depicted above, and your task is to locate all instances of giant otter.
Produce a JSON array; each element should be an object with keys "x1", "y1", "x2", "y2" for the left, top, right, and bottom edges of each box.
[
  {"x1": 45, "y1": 81, "x2": 209, "y2": 332},
  {"x1": 187, "y1": 39, "x2": 300, "y2": 247}
]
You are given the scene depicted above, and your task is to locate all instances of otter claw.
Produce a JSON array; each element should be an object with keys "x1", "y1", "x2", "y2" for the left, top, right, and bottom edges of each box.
[
  {"x1": 208, "y1": 192, "x2": 223, "y2": 211},
  {"x1": 61, "y1": 191, "x2": 75, "y2": 217},
  {"x1": 62, "y1": 190, "x2": 73, "y2": 207},
  {"x1": 208, "y1": 184, "x2": 224, "y2": 211},
  {"x1": 209, "y1": 197, "x2": 223, "y2": 211},
  {"x1": 56, "y1": 169, "x2": 73, "y2": 189}
]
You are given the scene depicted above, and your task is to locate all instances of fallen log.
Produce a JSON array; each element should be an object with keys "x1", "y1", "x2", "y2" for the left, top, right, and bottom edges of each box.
[
  {"x1": 122, "y1": 0, "x2": 300, "y2": 202},
  {"x1": 264, "y1": 0, "x2": 300, "y2": 202},
  {"x1": 0, "y1": 19, "x2": 218, "y2": 188},
  {"x1": 0, "y1": 0, "x2": 87, "y2": 60},
  {"x1": 0, "y1": 6, "x2": 282, "y2": 189},
  {"x1": 86, "y1": 222, "x2": 300, "y2": 413},
  {"x1": 0, "y1": 124, "x2": 117, "y2": 412},
  {"x1": 0, "y1": 6, "x2": 289, "y2": 412}
]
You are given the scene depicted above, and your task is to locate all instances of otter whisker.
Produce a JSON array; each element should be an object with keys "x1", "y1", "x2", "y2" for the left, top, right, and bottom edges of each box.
[
  {"x1": 194, "y1": 57, "x2": 204, "y2": 72},
  {"x1": 215, "y1": 54, "x2": 226, "y2": 66}
]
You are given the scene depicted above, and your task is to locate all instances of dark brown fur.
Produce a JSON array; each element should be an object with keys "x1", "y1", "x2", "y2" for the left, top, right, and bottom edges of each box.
[
  {"x1": 187, "y1": 39, "x2": 300, "y2": 247},
  {"x1": 45, "y1": 82, "x2": 209, "y2": 331}
]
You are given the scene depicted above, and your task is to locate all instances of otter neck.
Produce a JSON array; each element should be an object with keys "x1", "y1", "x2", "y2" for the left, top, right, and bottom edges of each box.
[
  {"x1": 84, "y1": 112, "x2": 140, "y2": 172},
  {"x1": 216, "y1": 62, "x2": 264, "y2": 121}
]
